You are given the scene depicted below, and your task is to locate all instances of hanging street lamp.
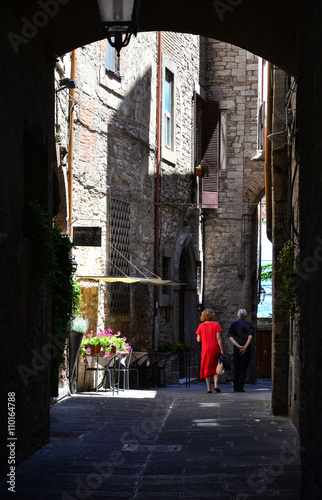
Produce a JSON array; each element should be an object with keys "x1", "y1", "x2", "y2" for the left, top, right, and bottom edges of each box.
[{"x1": 97, "y1": 0, "x2": 142, "y2": 57}]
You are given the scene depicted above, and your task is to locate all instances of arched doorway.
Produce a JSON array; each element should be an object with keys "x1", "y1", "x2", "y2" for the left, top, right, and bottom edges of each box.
[{"x1": 174, "y1": 234, "x2": 198, "y2": 377}]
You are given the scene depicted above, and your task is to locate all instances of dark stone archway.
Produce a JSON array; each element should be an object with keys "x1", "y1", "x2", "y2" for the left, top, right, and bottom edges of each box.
[
  {"x1": 13, "y1": 0, "x2": 297, "y2": 75},
  {"x1": 3, "y1": 1, "x2": 322, "y2": 497}
]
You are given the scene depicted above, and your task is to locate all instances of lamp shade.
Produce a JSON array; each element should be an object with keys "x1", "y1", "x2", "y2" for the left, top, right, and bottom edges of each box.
[
  {"x1": 97, "y1": 0, "x2": 139, "y2": 32},
  {"x1": 97, "y1": 0, "x2": 142, "y2": 56}
]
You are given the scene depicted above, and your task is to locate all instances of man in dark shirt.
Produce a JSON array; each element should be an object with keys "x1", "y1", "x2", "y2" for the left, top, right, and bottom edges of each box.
[{"x1": 228, "y1": 309, "x2": 254, "y2": 392}]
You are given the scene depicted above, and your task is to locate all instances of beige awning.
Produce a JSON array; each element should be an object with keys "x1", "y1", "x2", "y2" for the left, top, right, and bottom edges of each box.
[{"x1": 77, "y1": 276, "x2": 183, "y2": 286}]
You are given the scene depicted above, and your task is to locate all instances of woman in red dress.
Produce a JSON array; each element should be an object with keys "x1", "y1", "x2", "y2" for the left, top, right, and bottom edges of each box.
[{"x1": 196, "y1": 308, "x2": 224, "y2": 393}]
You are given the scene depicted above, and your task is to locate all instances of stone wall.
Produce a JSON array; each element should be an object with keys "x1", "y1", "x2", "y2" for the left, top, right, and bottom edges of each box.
[
  {"x1": 55, "y1": 32, "x2": 205, "y2": 360},
  {"x1": 0, "y1": 2, "x2": 58, "y2": 477},
  {"x1": 270, "y1": 68, "x2": 291, "y2": 415},
  {"x1": 203, "y1": 41, "x2": 263, "y2": 380}
]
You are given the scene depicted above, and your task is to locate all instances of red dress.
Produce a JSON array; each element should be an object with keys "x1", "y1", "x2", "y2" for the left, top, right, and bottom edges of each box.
[{"x1": 196, "y1": 321, "x2": 222, "y2": 378}]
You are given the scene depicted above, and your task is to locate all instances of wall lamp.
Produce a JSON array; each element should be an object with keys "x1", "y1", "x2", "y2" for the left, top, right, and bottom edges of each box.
[
  {"x1": 97, "y1": 0, "x2": 142, "y2": 57},
  {"x1": 71, "y1": 256, "x2": 78, "y2": 274},
  {"x1": 56, "y1": 78, "x2": 77, "y2": 92}
]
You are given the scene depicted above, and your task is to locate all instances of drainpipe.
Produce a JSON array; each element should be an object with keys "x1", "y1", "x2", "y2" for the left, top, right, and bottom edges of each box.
[
  {"x1": 153, "y1": 32, "x2": 162, "y2": 348},
  {"x1": 265, "y1": 61, "x2": 273, "y2": 242},
  {"x1": 68, "y1": 50, "x2": 77, "y2": 238}
]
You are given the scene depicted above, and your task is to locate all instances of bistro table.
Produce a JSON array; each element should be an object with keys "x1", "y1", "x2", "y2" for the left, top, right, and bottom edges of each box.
[
  {"x1": 83, "y1": 352, "x2": 128, "y2": 394},
  {"x1": 130, "y1": 351, "x2": 177, "y2": 387}
]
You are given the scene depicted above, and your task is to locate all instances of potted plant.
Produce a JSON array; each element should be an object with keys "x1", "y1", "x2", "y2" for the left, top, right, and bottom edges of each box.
[
  {"x1": 196, "y1": 161, "x2": 210, "y2": 177},
  {"x1": 79, "y1": 329, "x2": 131, "y2": 363},
  {"x1": 69, "y1": 316, "x2": 90, "y2": 393},
  {"x1": 157, "y1": 338, "x2": 195, "y2": 356}
]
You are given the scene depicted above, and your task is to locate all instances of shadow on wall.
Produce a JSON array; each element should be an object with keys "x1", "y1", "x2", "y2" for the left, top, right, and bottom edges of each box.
[{"x1": 106, "y1": 67, "x2": 152, "y2": 349}]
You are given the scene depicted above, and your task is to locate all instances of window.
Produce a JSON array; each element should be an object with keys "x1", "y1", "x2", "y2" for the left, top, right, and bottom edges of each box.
[
  {"x1": 219, "y1": 110, "x2": 227, "y2": 170},
  {"x1": 258, "y1": 104, "x2": 264, "y2": 150},
  {"x1": 105, "y1": 39, "x2": 120, "y2": 75},
  {"x1": 110, "y1": 198, "x2": 130, "y2": 314},
  {"x1": 164, "y1": 70, "x2": 173, "y2": 150},
  {"x1": 162, "y1": 57, "x2": 177, "y2": 164}
]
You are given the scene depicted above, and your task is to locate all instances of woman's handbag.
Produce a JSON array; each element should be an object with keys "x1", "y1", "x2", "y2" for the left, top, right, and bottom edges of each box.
[
  {"x1": 216, "y1": 354, "x2": 232, "y2": 375},
  {"x1": 219, "y1": 354, "x2": 232, "y2": 371},
  {"x1": 216, "y1": 358, "x2": 225, "y2": 375}
]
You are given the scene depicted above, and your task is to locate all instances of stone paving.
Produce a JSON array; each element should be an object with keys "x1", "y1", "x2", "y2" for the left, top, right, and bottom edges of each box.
[{"x1": 0, "y1": 380, "x2": 301, "y2": 499}]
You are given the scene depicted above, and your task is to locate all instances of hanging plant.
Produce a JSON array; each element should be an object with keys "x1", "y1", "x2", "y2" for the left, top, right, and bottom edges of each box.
[{"x1": 196, "y1": 161, "x2": 210, "y2": 178}]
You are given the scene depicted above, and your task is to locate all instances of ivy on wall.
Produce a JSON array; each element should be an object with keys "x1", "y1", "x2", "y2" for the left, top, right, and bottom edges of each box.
[
  {"x1": 24, "y1": 201, "x2": 80, "y2": 394},
  {"x1": 277, "y1": 240, "x2": 300, "y2": 315}
]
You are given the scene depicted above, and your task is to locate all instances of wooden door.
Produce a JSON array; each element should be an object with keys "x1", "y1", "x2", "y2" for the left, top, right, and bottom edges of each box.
[{"x1": 256, "y1": 329, "x2": 272, "y2": 378}]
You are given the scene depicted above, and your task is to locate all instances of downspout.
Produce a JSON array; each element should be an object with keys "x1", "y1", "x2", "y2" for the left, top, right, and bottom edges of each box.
[
  {"x1": 265, "y1": 61, "x2": 273, "y2": 242},
  {"x1": 68, "y1": 50, "x2": 76, "y2": 238},
  {"x1": 153, "y1": 32, "x2": 162, "y2": 348}
]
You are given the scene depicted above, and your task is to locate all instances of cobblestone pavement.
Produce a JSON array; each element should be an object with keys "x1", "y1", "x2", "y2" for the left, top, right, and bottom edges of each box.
[{"x1": 0, "y1": 380, "x2": 301, "y2": 499}]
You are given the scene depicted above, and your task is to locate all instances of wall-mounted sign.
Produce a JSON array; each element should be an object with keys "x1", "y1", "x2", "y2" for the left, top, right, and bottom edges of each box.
[{"x1": 73, "y1": 227, "x2": 102, "y2": 247}]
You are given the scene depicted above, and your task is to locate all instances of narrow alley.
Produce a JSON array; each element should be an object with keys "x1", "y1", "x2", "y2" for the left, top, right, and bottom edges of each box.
[{"x1": 1, "y1": 380, "x2": 300, "y2": 499}]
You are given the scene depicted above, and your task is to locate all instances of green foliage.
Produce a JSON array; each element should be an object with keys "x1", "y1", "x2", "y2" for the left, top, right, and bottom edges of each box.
[
  {"x1": 80, "y1": 330, "x2": 131, "y2": 361},
  {"x1": 277, "y1": 240, "x2": 300, "y2": 314},
  {"x1": 72, "y1": 280, "x2": 83, "y2": 318},
  {"x1": 24, "y1": 201, "x2": 59, "y2": 289},
  {"x1": 261, "y1": 263, "x2": 272, "y2": 282},
  {"x1": 196, "y1": 161, "x2": 210, "y2": 177},
  {"x1": 25, "y1": 201, "x2": 81, "y2": 388},
  {"x1": 157, "y1": 338, "x2": 195, "y2": 354}
]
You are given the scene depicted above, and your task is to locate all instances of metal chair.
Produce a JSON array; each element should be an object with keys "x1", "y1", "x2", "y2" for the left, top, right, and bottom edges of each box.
[
  {"x1": 155, "y1": 354, "x2": 169, "y2": 387},
  {"x1": 117, "y1": 350, "x2": 131, "y2": 391},
  {"x1": 102, "y1": 354, "x2": 120, "y2": 395},
  {"x1": 130, "y1": 353, "x2": 148, "y2": 388},
  {"x1": 136, "y1": 352, "x2": 169, "y2": 387},
  {"x1": 83, "y1": 354, "x2": 120, "y2": 395}
]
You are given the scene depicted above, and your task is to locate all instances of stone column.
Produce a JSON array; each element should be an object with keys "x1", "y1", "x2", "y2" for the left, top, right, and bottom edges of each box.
[{"x1": 271, "y1": 68, "x2": 290, "y2": 416}]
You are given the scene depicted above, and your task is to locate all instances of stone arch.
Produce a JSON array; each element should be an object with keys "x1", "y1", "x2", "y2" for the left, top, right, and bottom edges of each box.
[
  {"x1": 15, "y1": 1, "x2": 297, "y2": 76},
  {"x1": 243, "y1": 172, "x2": 265, "y2": 206},
  {"x1": 173, "y1": 231, "x2": 196, "y2": 282},
  {"x1": 173, "y1": 231, "x2": 198, "y2": 345}
]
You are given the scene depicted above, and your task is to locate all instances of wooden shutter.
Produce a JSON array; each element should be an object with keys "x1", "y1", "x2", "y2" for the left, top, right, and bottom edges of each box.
[{"x1": 201, "y1": 101, "x2": 219, "y2": 209}]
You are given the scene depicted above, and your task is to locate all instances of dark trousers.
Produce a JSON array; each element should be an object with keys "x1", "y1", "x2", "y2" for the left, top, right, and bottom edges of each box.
[{"x1": 233, "y1": 346, "x2": 251, "y2": 391}]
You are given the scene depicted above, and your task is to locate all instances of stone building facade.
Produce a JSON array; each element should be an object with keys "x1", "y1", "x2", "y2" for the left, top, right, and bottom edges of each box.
[
  {"x1": 55, "y1": 32, "x2": 206, "y2": 384},
  {"x1": 269, "y1": 68, "x2": 300, "y2": 428},
  {"x1": 201, "y1": 41, "x2": 263, "y2": 377},
  {"x1": 55, "y1": 34, "x2": 263, "y2": 386}
]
